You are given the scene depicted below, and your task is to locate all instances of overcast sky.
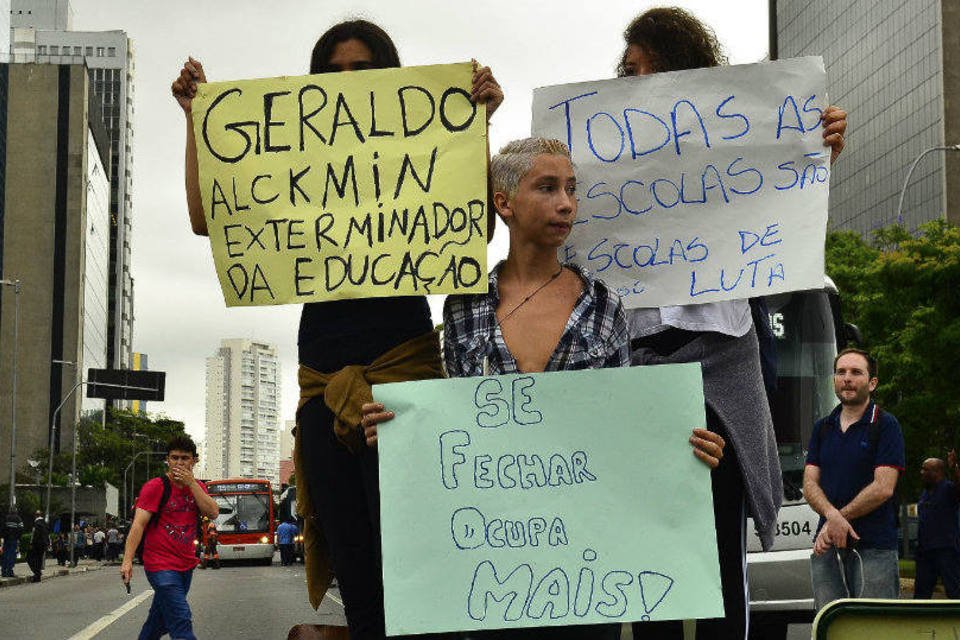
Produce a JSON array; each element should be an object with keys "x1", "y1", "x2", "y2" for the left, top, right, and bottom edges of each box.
[{"x1": 69, "y1": 0, "x2": 769, "y2": 444}]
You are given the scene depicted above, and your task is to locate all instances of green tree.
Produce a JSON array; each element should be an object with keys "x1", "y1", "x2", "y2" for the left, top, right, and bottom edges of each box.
[
  {"x1": 826, "y1": 220, "x2": 960, "y2": 499},
  {"x1": 27, "y1": 409, "x2": 188, "y2": 490}
]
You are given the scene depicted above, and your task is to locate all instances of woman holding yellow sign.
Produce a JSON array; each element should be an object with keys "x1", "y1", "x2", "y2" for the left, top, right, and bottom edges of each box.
[{"x1": 172, "y1": 18, "x2": 502, "y2": 640}]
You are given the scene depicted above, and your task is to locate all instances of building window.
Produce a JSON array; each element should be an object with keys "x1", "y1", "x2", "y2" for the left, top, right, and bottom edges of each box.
[
  {"x1": 50, "y1": 45, "x2": 59, "y2": 55},
  {"x1": 96, "y1": 46, "x2": 105, "y2": 57},
  {"x1": 38, "y1": 45, "x2": 46, "y2": 55},
  {"x1": 74, "y1": 46, "x2": 82, "y2": 56},
  {"x1": 108, "y1": 47, "x2": 116, "y2": 57},
  {"x1": 85, "y1": 46, "x2": 93, "y2": 56}
]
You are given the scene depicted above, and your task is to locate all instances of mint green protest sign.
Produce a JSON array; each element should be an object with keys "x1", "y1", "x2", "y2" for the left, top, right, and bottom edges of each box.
[{"x1": 375, "y1": 364, "x2": 722, "y2": 636}]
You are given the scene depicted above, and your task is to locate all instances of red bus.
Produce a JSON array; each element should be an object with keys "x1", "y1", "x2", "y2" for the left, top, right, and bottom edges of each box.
[{"x1": 205, "y1": 479, "x2": 275, "y2": 564}]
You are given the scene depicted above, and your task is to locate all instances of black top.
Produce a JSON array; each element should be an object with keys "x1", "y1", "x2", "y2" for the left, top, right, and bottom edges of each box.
[
  {"x1": 298, "y1": 297, "x2": 432, "y2": 373},
  {"x1": 918, "y1": 480, "x2": 960, "y2": 551}
]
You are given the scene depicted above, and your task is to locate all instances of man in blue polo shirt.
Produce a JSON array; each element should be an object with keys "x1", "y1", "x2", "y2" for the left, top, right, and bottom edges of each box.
[
  {"x1": 803, "y1": 348, "x2": 905, "y2": 609},
  {"x1": 914, "y1": 452, "x2": 960, "y2": 598}
]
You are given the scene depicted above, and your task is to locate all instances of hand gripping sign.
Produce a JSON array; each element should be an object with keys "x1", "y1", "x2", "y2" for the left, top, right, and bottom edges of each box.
[
  {"x1": 532, "y1": 57, "x2": 830, "y2": 308},
  {"x1": 192, "y1": 62, "x2": 489, "y2": 306}
]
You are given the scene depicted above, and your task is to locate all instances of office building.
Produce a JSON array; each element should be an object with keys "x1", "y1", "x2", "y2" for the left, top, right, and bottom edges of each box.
[
  {"x1": 11, "y1": 0, "x2": 137, "y2": 369},
  {"x1": 280, "y1": 419, "x2": 295, "y2": 461},
  {"x1": 129, "y1": 351, "x2": 149, "y2": 414},
  {"x1": 0, "y1": 62, "x2": 110, "y2": 482},
  {"x1": 772, "y1": 0, "x2": 960, "y2": 235},
  {"x1": 204, "y1": 339, "x2": 281, "y2": 486}
]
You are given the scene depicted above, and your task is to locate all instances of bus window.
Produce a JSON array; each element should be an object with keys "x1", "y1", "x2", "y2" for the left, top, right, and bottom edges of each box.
[
  {"x1": 765, "y1": 288, "x2": 839, "y2": 502},
  {"x1": 213, "y1": 494, "x2": 271, "y2": 533}
]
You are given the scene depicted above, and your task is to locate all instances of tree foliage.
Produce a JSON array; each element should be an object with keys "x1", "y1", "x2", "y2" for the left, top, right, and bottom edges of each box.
[
  {"x1": 25, "y1": 409, "x2": 187, "y2": 490},
  {"x1": 826, "y1": 220, "x2": 960, "y2": 499}
]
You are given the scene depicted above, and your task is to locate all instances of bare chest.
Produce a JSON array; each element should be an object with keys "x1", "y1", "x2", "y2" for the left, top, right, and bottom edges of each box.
[{"x1": 497, "y1": 276, "x2": 581, "y2": 373}]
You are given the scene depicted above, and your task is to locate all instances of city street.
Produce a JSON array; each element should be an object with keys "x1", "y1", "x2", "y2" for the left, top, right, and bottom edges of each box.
[
  {"x1": 0, "y1": 553, "x2": 818, "y2": 640},
  {"x1": 0, "y1": 554, "x2": 346, "y2": 639}
]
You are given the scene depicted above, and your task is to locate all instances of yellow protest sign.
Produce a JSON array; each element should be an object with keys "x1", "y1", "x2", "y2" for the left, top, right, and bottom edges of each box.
[{"x1": 192, "y1": 62, "x2": 489, "y2": 306}]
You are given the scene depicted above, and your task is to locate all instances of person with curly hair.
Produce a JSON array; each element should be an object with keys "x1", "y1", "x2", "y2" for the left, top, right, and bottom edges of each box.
[{"x1": 617, "y1": 7, "x2": 848, "y2": 640}]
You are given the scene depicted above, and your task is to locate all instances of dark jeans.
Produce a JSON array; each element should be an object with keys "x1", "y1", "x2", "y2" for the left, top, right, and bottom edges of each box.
[
  {"x1": 27, "y1": 549, "x2": 44, "y2": 579},
  {"x1": 279, "y1": 543, "x2": 295, "y2": 566},
  {"x1": 299, "y1": 325, "x2": 432, "y2": 640},
  {"x1": 1, "y1": 537, "x2": 17, "y2": 576},
  {"x1": 139, "y1": 569, "x2": 196, "y2": 640},
  {"x1": 633, "y1": 415, "x2": 748, "y2": 640},
  {"x1": 914, "y1": 547, "x2": 960, "y2": 599}
]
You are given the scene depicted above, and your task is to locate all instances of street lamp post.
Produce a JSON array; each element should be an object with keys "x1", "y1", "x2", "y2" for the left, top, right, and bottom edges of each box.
[
  {"x1": 1, "y1": 278, "x2": 22, "y2": 512},
  {"x1": 122, "y1": 450, "x2": 164, "y2": 518},
  {"x1": 896, "y1": 144, "x2": 960, "y2": 225},
  {"x1": 44, "y1": 360, "x2": 77, "y2": 523},
  {"x1": 60, "y1": 379, "x2": 160, "y2": 568}
]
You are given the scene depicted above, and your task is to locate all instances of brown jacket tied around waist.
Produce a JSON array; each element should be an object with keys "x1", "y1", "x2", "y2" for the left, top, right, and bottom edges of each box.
[{"x1": 292, "y1": 329, "x2": 443, "y2": 609}]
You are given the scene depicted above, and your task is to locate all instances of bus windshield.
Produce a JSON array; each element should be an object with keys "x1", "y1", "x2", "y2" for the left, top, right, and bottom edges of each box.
[
  {"x1": 766, "y1": 288, "x2": 839, "y2": 503},
  {"x1": 212, "y1": 493, "x2": 271, "y2": 533}
]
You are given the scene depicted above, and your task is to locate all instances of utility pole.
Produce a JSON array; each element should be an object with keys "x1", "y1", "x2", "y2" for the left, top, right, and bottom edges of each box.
[{"x1": 1, "y1": 279, "x2": 22, "y2": 512}]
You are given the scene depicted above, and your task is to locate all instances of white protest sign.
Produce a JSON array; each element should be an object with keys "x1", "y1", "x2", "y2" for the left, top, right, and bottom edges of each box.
[{"x1": 532, "y1": 57, "x2": 829, "y2": 308}]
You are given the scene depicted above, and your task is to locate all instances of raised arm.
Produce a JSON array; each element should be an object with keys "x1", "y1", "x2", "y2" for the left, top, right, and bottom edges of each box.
[
  {"x1": 947, "y1": 449, "x2": 959, "y2": 498},
  {"x1": 821, "y1": 105, "x2": 847, "y2": 164},
  {"x1": 171, "y1": 57, "x2": 209, "y2": 236},
  {"x1": 472, "y1": 61, "x2": 503, "y2": 242}
]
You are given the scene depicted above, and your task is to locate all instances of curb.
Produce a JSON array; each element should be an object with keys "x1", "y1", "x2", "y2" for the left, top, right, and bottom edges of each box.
[{"x1": 0, "y1": 561, "x2": 108, "y2": 588}]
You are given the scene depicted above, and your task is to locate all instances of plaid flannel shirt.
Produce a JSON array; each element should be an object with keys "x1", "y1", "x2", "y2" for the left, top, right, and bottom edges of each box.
[{"x1": 443, "y1": 262, "x2": 630, "y2": 376}]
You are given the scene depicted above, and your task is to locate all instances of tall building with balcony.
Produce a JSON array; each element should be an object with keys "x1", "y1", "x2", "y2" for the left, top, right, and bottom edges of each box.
[
  {"x1": 772, "y1": 0, "x2": 960, "y2": 235},
  {"x1": 11, "y1": 0, "x2": 136, "y2": 369},
  {"x1": 204, "y1": 339, "x2": 280, "y2": 486}
]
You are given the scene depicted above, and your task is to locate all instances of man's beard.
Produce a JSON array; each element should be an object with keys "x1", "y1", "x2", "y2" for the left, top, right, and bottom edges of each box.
[{"x1": 837, "y1": 387, "x2": 869, "y2": 405}]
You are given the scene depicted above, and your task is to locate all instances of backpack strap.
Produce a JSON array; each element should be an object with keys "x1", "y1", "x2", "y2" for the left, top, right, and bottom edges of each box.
[{"x1": 147, "y1": 475, "x2": 173, "y2": 530}]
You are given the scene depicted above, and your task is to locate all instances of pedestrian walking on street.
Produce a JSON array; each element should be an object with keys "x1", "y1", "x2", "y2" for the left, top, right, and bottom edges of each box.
[
  {"x1": 53, "y1": 532, "x2": 69, "y2": 566},
  {"x1": 276, "y1": 519, "x2": 299, "y2": 566},
  {"x1": 27, "y1": 511, "x2": 48, "y2": 583},
  {"x1": 914, "y1": 451, "x2": 960, "y2": 598},
  {"x1": 1, "y1": 511, "x2": 24, "y2": 577},
  {"x1": 84, "y1": 525, "x2": 94, "y2": 559},
  {"x1": 93, "y1": 526, "x2": 106, "y2": 562},
  {"x1": 121, "y1": 435, "x2": 218, "y2": 640},
  {"x1": 72, "y1": 524, "x2": 84, "y2": 565},
  {"x1": 106, "y1": 523, "x2": 120, "y2": 563}
]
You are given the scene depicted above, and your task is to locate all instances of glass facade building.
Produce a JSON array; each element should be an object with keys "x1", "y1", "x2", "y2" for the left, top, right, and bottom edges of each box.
[
  {"x1": 12, "y1": 2, "x2": 137, "y2": 370},
  {"x1": 774, "y1": 0, "x2": 959, "y2": 235},
  {"x1": 81, "y1": 128, "x2": 110, "y2": 414}
]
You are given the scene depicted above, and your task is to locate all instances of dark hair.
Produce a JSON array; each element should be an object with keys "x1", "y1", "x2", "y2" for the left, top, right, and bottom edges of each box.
[
  {"x1": 166, "y1": 434, "x2": 198, "y2": 458},
  {"x1": 309, "y1": 19, "x2": 400, "y2": 74},
  {"x1": 833, "y1": 348, "x2": 878, "y2": 379},
  {"x1": 618, "y1": 7, "x2": 727, "y2": 76}
]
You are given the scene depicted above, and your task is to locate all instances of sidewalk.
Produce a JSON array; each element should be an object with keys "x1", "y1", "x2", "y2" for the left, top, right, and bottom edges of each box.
[{"x1": 0, "y1": 555, "x2": 110, "y2": 588}]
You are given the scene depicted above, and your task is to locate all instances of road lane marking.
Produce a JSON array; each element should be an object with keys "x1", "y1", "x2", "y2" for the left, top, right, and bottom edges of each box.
[
  {"x1": 66, "y1": 589, "x2": 153, "y2": 640},
  {"x1": 326, "y1": 591, "x2": 343, "y2": 607}
]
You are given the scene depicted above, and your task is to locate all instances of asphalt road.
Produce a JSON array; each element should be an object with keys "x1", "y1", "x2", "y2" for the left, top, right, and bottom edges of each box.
[
  {"x1": 0, "y1": 555, "x2": 817, "y2": 639},
  {"x1": 0, "y1": 554, "x2": 346, "y2": 639}
]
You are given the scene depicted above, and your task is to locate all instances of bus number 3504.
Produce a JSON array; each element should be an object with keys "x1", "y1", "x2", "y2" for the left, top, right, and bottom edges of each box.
[{"x1": 776, "y1": 521, "x2": 813, "y2": 537}]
